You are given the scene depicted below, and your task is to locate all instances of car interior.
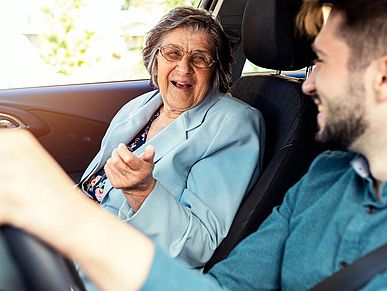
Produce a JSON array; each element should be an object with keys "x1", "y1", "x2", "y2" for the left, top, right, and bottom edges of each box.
[
  {"x1": 204, "y1": 0, "x2": 325, "y2": 271},
  {"x1": 2, "y1": 0, "x2": 378, "y2": 289},
  {"x1": 0, "y1": 81, "x2": 152, "y2": 182}
]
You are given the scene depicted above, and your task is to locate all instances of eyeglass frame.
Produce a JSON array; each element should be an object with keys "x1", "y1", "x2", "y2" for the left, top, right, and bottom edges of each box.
[{"x1": 157, "y1": 44, "x2": 217, "y2": 68}]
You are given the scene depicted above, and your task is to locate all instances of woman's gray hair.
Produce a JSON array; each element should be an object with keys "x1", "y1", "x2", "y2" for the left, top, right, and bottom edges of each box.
[{"x1": 143, "y1": 6, "x2": 233, "y2": 94}]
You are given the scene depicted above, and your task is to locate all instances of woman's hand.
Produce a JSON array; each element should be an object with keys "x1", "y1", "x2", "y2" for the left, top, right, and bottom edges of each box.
[{"x1": 104, "y1": 143, "x2": 156, "y2": 211}]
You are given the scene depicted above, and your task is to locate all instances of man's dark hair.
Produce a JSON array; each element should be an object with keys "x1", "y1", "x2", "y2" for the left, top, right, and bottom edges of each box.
[{"x1": 297, "y1": 0, "x2": 387, "y2": 69}]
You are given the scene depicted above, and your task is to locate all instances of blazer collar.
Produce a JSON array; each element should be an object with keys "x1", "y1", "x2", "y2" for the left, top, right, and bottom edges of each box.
[
  {"x1": 100, "y1": 92, "x2": 163, "y2": 166},
  {"x1": 134, "y1": 91, "x2": 222, "y2": 162},
  {"x1": 93, "y1": 91, "x2": 222, "y2": 174},
  {"x1": 182, "y1": 91, "x2": 222, "y2": 131}
]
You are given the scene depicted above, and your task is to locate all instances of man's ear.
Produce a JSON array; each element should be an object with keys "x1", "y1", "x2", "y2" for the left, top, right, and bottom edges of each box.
[{"x1": 375, "y1": 55, "x2": 387, "y2": 102}]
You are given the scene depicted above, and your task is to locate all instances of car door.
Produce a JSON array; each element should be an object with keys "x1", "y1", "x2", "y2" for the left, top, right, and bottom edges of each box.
[{"x1": 0, "y1": 81, "x2": 152, "y2": 182}]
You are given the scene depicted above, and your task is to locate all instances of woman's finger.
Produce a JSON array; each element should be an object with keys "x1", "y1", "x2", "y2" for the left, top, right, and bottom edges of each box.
[
  {"x1": 141, "y1": 145, "x2": 155, "y2": 163},
  {"x1": 115, "y1": 144, "x2": 151, "y2": 171}
]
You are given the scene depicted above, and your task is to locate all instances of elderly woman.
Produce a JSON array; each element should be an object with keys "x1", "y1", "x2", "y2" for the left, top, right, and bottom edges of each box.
[{"x1": 79, "y1": 6, "x2": 264, "y2": 268}]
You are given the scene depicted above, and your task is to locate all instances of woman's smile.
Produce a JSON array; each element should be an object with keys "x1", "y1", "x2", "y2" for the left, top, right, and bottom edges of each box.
[{"x1": 171, "y1": 80, "x2": 193, "y2": 90}]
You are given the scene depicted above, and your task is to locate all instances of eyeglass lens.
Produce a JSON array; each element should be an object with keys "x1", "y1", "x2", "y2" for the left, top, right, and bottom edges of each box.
[{"x1": 159, "y1": 45, "x2": 214, "y2": 68}]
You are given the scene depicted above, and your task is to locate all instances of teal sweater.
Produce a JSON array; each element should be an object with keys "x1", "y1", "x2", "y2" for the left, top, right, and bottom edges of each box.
[{"x1": 143, "y1": 151, "x2": 387, "y2": 290}]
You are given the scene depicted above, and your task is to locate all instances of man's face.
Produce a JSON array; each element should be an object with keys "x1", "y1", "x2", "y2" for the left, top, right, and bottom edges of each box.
[{"x1": 302, "y1": 11, "x2": 368, "y2": 150}]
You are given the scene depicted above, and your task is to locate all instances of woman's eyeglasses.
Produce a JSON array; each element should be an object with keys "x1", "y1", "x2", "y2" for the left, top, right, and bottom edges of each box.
[{"x1": 158, "y1": 44, "x2": 216, "y2": 68}]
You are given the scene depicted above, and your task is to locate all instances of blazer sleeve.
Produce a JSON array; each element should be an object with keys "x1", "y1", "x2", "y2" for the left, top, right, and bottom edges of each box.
[{"x1": 118, "y1": 107, "x2": 265, "y2": 267}]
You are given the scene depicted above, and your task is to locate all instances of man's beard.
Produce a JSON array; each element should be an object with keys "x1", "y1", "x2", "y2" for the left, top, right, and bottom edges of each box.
[{"x1": 315, "y1": 80, "x2": 368, "y2": 150}]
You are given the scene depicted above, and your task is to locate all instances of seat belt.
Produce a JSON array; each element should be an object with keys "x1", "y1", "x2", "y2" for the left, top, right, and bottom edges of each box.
[{"x1": 310, "y1": 243, "x2": 387, "y2": 291}]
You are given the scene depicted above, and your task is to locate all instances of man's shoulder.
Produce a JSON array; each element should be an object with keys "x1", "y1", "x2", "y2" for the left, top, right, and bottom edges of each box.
[
  {"x1": 306, "y1": 150, "x2": 356, "y2": 179},
  {"x1": 311, "y1": 150, "x2": 355, "y2": 167},
  {"x1": 286, "y1": 151, "x2": 357, "y2": 210}
]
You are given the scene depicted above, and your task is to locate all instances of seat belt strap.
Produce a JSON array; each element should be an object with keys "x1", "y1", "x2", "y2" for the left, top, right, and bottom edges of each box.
[{"x1": 310, "y1": 243, "x2": 387, "y2": 291}]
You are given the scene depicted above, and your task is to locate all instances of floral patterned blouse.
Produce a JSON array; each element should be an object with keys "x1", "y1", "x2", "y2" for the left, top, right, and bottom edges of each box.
[{"x1": 83, "y1": 109, "x2": 160, "y2": 203}]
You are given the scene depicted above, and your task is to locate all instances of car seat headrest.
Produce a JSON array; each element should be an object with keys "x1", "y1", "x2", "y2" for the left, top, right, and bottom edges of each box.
[{"x1": 242, "y1": 0, "x2": 315, "y2": 70}]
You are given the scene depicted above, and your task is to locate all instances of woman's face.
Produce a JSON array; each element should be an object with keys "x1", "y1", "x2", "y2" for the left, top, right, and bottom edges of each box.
[{"x1": 156, "y1": 27, "x2": 215, "y2": 116}]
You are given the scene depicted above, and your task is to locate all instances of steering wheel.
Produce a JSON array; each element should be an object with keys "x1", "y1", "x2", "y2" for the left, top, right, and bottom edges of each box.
[{"x1": 1, "y1": 226, "x2": 86, "y2": 291}]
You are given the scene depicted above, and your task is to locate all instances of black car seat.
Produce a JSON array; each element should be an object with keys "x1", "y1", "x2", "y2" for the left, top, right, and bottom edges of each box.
[{"x1": 204, "y1": 0, "x2": 325, "y2": 271}]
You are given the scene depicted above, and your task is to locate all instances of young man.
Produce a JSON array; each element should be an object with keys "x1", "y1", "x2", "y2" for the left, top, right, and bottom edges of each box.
[{"x1": 0, "y1": 0, "x2": 386, "y2": 290}]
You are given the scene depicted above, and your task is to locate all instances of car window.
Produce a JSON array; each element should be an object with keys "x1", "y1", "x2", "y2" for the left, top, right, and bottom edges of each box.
[
  {"x1": 242, "y1": 59, "x2": 307, "y2": 78},
  {"x1": 0, "y1": 0, "x2": 200, "y2": 90},
  {"x1": 242, "y1": 60, "x2": 274, "y2": 75},
  {"x1": 242, "y1": 63, "x2": 308, "y2": 78}
]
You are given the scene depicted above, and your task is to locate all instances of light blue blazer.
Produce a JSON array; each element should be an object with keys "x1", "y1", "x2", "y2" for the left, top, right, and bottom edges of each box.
[{"x1": 80, "y1": 90, "x2": 265, "y2": 267}]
